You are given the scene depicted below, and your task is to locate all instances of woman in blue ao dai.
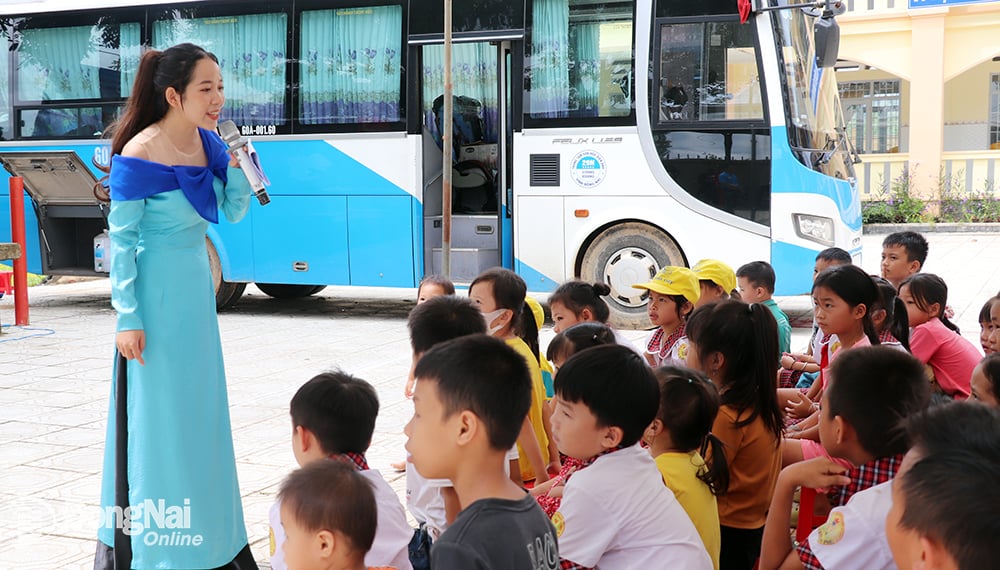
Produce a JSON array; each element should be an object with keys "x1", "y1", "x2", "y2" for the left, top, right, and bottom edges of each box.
[{"x1": 94, "y1": 43, "x2": 257, "y2": 569}]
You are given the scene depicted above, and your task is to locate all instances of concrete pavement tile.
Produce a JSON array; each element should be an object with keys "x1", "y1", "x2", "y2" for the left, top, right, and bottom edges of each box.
[
  {"x1": 0, "y1": 419, "x2": 66, "y2": 443},
  {"x1": 23, "y1": 424, "x2": 105, "y2": 448},
  {"x1": 0, "y1": 441, "x2": 75, "y2": 469},
  {"x1": 25, "y1": 445, "x2": 102, "y2": 474},
  {"x1": 235, "y1": 461, "x2": 287, "y2": 496},
  {"x1": 0, "y1": 532, "x2": 94, "y2": 569},
  {"x1": 0, "y1": 465, "x2": 83, "y2": 496}
]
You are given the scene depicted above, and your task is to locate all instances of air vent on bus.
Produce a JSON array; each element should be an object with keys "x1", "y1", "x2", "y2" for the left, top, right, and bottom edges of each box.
[{"x1": 529, "y1": 154, "x2": 560, "y2": 187}]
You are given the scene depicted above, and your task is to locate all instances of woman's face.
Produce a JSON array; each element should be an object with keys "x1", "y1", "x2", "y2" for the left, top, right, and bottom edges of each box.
[{"x1": 173, "y1": 57, "x2": 225, "y2": 130}]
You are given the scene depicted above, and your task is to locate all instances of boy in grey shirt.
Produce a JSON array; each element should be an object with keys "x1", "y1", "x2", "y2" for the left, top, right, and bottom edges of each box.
[{"x1": 404, "y1": 335, "x2": 558, "y2": 569}]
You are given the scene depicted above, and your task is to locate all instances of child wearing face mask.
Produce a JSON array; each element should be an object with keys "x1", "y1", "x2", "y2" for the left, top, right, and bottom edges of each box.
[{"x1": 469, "y1": 268, "x2": 551, "y2": 485}]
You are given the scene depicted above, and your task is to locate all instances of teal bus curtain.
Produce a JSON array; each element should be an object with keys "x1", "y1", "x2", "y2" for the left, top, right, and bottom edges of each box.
[
  {"x1": 421, "y1": 42, "x2": 498, "y2": 145},
  {"x1": 529, "y1": 0, "x2": 569, "y2": 118},
  {"x1": 19, "y1": 25, "x2": 102, "y2": 101},
  {"x1": 119, "y1": 23, "x2": 141, "y2": 98},
  {"x1": 300, "y1": 5, "x2": 403, "y2": 124},
  {"x1": 154, "y1": 13, "x2": 288, "y2": 126},
  {"x1": 571, "y1": 23, "x2": 600, "y2": 117},
  {"x1": 19, "y1": 25, "x2": 105, "y2": 136}
]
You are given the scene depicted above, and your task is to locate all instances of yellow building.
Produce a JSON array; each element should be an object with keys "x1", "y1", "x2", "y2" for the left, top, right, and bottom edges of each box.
[{"x1": 836, "y1": 0, "x2": 1000, "y2": 199}]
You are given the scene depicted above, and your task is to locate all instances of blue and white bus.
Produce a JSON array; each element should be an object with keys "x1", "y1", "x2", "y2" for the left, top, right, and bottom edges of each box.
[{"x1": 0, "y1": 0, "x2": 860, "y2": 328}]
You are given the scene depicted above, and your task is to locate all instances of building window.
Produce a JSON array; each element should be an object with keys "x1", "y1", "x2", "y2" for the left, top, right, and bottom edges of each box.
[
  {"x1": 990, "y1": 73, "x2": 1000, "y2": 149},
  {"x1": 838, "y1": 79, "x2": 900, "y2": 154}
]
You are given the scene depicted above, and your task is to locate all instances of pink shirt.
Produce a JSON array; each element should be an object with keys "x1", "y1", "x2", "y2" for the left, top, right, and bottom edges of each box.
[{"x1": 909, "y1": 318, "x2": 980, "y2": 399}]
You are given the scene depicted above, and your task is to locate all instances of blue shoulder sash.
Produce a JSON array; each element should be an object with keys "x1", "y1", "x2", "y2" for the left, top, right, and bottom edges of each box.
[{"x1": 108, "y1": 127, "x2": 230, "y2": 223}]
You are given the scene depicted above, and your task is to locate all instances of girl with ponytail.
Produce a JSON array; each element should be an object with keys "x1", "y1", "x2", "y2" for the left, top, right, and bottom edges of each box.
[
  {"x1": 645, "y1": 365, "x2": 730, "y2": 570},
  {"x1": 95, "y1": 43, "x2": 257, "y2": 569},
  {"x1": 684, "y1": 300, "x2": 782, "y2": 570}
]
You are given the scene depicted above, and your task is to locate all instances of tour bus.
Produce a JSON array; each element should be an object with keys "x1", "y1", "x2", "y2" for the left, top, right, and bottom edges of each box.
[{"x1": 0, "y1": 0, "x2": 860, "y2": 328}]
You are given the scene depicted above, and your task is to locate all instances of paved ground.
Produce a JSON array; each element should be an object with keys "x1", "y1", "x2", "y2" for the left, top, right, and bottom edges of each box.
[{"x1": 0, "y1": 231, "x2": 997, "y2": 569}]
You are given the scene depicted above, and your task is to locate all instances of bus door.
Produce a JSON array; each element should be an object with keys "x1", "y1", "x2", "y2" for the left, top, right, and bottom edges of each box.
[{"x1": 418, "y1": 40, "x2": 515, "y2": 282}]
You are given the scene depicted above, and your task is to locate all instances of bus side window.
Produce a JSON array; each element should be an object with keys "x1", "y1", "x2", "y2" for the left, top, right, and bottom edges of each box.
[
  {"x1": 13, "y1": 21, "x2": 140, "y2": 139},
  {"x1": 653, "y1": 21, "x2": 770, "y2": 226},
  {"x1": 657, "y1": 21, "x2": 763, "y2": 123},
  {"x1": 525, "y1": 0, "x2": 634, "y2": 120}
]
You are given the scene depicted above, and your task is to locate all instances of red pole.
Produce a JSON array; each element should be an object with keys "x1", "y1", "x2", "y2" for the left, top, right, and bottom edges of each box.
[{"x1": 9, "y1": 176, "x2": 28, "y2": 325}]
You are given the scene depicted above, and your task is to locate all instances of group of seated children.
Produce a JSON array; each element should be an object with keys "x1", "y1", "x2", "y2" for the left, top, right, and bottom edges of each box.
[{"x1": 271, "y1": 229, "x2": 1000, "y2": 570}]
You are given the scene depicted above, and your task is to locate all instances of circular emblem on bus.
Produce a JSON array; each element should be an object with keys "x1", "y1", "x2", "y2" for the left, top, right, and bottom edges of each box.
[{"x1": 570, "y1": 150, "x2": 606, "y2": 188}]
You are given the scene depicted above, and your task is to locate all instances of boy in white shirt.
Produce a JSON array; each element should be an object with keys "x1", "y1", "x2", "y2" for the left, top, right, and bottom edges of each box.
[
  {"x1": 269, "y1": 372, "x2": 413, "y2": 570},
  {"x1": 550, "y1": 344, "x2": 712, "y2": 569}
]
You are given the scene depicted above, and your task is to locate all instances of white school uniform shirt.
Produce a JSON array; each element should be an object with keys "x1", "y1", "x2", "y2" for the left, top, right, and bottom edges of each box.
[
  {"x1": 554, "y1": 444, "x2": 713, "y2": 569},
  {"x1": 612, "y1": 329, "x2": 646, "y2": 357},
  {"x1": 807, "y1": 480, "x2": 896, "y2": 570},
  {"x1": 270, "y1": 469, "x2": 413, "y2": 570},
  {"x1": 406, "y1": 446, "x2": 519, "y2": 541}
]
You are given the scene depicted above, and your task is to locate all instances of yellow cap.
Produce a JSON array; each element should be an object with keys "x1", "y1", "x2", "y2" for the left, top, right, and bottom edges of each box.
[
  {"x1": 525, "y1": 296, "x2": 545, "y2": 329},
  {"x1": 692, "y1": 259, "x2": 737, "y2": 292},
  {"x1": 632, "y1": 266, "x2": 700, "y2": 305}
]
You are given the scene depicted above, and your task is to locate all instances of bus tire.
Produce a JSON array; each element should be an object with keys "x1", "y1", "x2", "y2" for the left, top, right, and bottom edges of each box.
[
  {"x1": 206, "y1": 237, "x2": 245, "y2": 310},
  {"x1": 579, "y1": 222, "x2": 685, "y2": 331},
  {"x1": 256, "y1": 284, "x2": 327, "y2": 299}
]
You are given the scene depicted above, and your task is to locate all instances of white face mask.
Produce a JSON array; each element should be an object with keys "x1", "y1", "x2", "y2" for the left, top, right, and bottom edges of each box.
[{"x1": 482, "y1": 308, "x2": 510, "y2": 336}]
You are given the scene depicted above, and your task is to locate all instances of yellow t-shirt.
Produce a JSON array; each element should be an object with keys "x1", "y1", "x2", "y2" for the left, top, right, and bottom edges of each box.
[
  {"x1": 655, "y1": 451, "x2": 721, "y2": 570},
  {"x1": 507, "y1": 337, "x2": 550, "y2": 481}
]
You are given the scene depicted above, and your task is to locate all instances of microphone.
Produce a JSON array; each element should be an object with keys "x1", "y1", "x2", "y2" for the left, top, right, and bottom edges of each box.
[{"x1": 217, "y1": 119, "x2": 271, "y2": 206}]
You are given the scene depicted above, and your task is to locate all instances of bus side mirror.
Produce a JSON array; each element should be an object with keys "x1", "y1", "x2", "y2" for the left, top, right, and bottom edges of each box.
[{"x1": 814, "y1": 15, "x2": 840, "y2": 68}]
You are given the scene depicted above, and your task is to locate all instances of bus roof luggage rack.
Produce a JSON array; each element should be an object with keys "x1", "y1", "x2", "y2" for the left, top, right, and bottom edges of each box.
[{"x1": 0, "y1": 151, "x2": 108, "y2": 276}]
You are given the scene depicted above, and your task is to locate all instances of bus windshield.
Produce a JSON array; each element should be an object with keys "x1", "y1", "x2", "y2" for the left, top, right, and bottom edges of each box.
[{"x1": 772, "y1": 5, "x2": 855, "y2": 181}]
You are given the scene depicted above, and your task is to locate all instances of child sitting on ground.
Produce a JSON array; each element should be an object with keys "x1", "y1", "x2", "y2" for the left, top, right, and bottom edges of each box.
[
  {"x1": 880, "y1": 230, "x2": 927, "y2": 290},
  {"x1": 645, "y1": 365, "x2": 729, "y2": 570},
  {"x1": 532, "y1": 322, "x2": 617, "y2": 516},
  {"x1": 631, "y1": 265, "x2": 700, "y2": 367},
  {"x1": 870, "y1": 275, "x2": 910, "y2": 349},
  {"x1": 692, "y1": 258, "x2": 738, "y2": 307},
  {"x1": 402, "y1": 295, "x2": 488, "y2": 569},
  {"x1": 396, "y1": 275, "x2": 457, "y2": 471},
  {"x1": 737, "y1": 261, "x2": 791, "y2": 355},
  {"x1": 270, "y1": 372, "x2": 413, "y2": 570},
  {"x1": 886, "y1": 402, "x2": 1000, "y2": 570},
  {"x1": 778, "y1": 248, "x2": 853, "y2": 389},
  {"x1": 548, "y1": 280, "x2": 642, "y2": 354},
  {"x1": 761, "y1": 345, "x2": 930, "y2": 570},
  {"x1": 470, "y1": 268, "x2": 551, "y2": 484},
  {"x1": 277, "y1": 460, "x2": 378, "y2": 570},
  {"x1": 684, "y1": 300, "x2": 783, "y2": 570},
  {"x1": 970, "y1": 352, "x2": 1000, "y2": 407},
  {"x1": 405, "y1": 335, "x2": 559, "y2": 569},
  {"x1": 552, "y1": 345, "x2": 712, "y2": 569},
  {"x1": 979, "y1": 297, "x2": 996, "y2": 355},
  {"x1": 900, "y1": 273, "x2": 980, "y2": 399}
]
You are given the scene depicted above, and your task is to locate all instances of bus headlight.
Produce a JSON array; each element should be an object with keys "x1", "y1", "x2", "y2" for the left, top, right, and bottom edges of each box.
[{"x1": 793, "y1": 214, "x2": 835, "y2": 246}]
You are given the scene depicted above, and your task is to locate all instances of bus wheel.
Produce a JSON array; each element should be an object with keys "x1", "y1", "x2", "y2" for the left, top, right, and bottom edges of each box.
[
  {"x1": 206, "y1": 237, "x2": 246, "y2": 310},
  {"x1": 256, "y1": 284, "x2": 327, "y2": 299},
  {"x1": 579, "y1": 222, "x2": 684, "y2": 330}
]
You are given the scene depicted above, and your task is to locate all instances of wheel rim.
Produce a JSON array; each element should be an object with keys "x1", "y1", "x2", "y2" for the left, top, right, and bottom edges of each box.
[{"x1": 602, "y1": 246, "x2": 660, "y2": 309}]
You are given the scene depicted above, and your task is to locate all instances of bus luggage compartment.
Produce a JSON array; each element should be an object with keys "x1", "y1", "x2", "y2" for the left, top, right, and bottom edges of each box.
[{"x1": 0, "y1": 151, "x2": 107, "y2": 276}]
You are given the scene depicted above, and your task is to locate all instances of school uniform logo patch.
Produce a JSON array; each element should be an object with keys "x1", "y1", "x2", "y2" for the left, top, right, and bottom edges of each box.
[
  {"x1": 676, "y1": 341, "x2": 688, "y2": 361},
  {"x1": 816, "y1": 512, "x2": 845, "y2": 545},
  {"x1": 551, "y1": 511, "x2": 565, "y2": 537}
]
